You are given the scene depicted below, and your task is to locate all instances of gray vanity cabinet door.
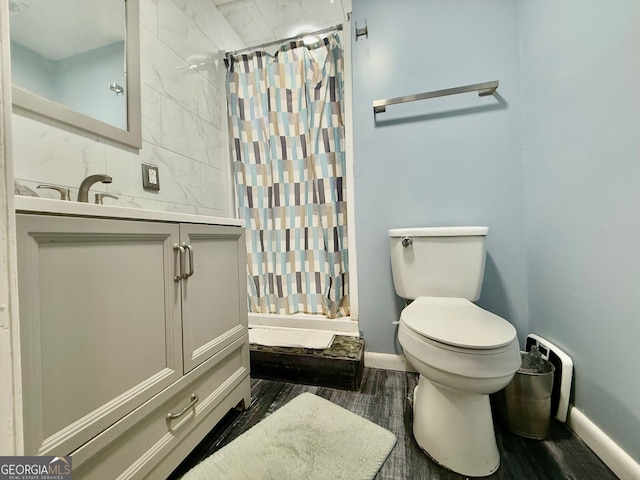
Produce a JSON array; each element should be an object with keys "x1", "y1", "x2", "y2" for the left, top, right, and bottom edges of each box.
[
  {"x1": 16, "y1": 214, "x2": 183, "y2": 456},
  {"x1": 179, "y1": 224, "x2": 248, "y2": 373}
]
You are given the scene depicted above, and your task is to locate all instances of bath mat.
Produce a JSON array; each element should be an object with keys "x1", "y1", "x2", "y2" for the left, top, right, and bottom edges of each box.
[
  {"x1": 249, "y1": 327, "x2": 335, "y2": 349},
  {"x1": 181, "y1": 392, "x2": 397, "y2": 480}
]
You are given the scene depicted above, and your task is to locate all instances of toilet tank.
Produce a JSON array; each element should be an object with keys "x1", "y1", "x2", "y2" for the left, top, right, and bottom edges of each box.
[{"x1": 388, "y1": 226, "x2": 489, "y2": 301}]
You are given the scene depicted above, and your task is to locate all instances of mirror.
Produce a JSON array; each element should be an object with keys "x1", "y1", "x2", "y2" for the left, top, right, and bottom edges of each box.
[{"x1": 9, "y1": 0, "x2": 141, "y2": 148}]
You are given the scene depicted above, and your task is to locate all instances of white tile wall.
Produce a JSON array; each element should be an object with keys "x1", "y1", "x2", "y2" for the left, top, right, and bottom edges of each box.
[
  {"x1": 216, "y1": 0, "x2": 349, "y2": 47},
  {"x1": 12, "y1": 0, "x2": 244, "y2": 216},
  {"x1": 219, "y1": 1, "x2": 276, "y2": 45}
]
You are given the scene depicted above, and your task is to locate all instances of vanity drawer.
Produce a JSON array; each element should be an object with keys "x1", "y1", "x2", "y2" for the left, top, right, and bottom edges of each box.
[{"x1": 70, "y1": 336, "x2": 250, "y2": 480}]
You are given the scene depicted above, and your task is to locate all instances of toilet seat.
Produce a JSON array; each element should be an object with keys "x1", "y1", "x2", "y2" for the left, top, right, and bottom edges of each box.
[{"x1": 401, "y1": 297, "x2": 516, "y2": 350}]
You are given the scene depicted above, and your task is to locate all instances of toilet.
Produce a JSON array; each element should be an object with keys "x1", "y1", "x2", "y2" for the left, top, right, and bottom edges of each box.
[{"x1": 389, "y1": 226, "x2": 521, "y2": 477}]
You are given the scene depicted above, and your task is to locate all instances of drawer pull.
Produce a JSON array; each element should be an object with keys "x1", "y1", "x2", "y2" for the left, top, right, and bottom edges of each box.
[{"x1": 166, "y1": 394, "x2": 199, "y2": 420}]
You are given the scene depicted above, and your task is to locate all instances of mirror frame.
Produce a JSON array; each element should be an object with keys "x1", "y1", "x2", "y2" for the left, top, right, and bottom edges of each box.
[{"x1": 11, "y1": 0, "x2": 142, "y2": 149}]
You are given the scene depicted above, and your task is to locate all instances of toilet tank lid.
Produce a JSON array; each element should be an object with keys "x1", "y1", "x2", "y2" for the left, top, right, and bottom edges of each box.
[{"x1": 388, "y1": 226, "x2": 488, "y2": 237}]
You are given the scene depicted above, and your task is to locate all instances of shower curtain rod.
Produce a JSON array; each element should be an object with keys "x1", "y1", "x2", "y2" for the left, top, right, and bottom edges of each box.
[{"x1": 225, "y1": 23, "x2": 344, "y2": 57}]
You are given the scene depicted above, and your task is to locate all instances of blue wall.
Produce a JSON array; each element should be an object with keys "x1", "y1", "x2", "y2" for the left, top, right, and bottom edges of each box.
[
  {"x1": 520, "y1": 0, "x2": 640, "y2": 461},
  {"x1": 10, "y1": 41, "x2": 57, "y2": 100},
  {"x1": 10, "y1": 41, "x2": 126, "y2": 129},
  {"x1": 352, "y1": 0, "x2": 640, "y2": 464},
  {"x1": 56, "y1": 42, "x2": 126, "y2": 129},
  {"x1": 351, "y1": 0, "x2": 528, "y2": 353}
]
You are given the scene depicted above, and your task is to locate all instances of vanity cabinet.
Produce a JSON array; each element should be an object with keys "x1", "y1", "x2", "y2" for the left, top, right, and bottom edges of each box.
[{"x1": 16, "y1": 204, "x2": 250, "y2": 479}]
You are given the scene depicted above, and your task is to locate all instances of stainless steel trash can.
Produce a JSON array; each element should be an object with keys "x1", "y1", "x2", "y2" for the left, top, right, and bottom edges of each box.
[{"x1": 496, "y1": 353, "x2": 555, "y2": 439}]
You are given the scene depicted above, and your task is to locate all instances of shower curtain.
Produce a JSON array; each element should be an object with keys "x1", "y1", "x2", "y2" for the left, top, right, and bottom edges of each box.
[{"x1": 226, "y1": 34, "x2": 349, "y2": 319}]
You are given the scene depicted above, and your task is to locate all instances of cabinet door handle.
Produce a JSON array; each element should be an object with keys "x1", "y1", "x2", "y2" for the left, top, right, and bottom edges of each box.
[
  {"x1": 166, "y1": 393, "x2": 199, "y2": 420},
  {"x1": 182, "y1": 243, "x2": 194, "y2": 278},
  {"x1": 173, "y1": 244, "x2": 185, "y2": 282}
]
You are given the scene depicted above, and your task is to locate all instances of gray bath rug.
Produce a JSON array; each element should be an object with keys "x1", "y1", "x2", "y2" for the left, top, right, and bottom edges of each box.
[{"x1": 181, "y1": 392, "x2": 397, "y2": 480}]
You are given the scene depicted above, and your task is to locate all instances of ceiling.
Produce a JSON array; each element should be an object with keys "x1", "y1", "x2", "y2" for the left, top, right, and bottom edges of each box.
[{"x1": 213, "y1": 0, "x2": 351, "y2": 48}]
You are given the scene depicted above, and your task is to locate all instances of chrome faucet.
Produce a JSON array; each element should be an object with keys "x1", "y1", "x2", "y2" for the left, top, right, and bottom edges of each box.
[{"x1": 77, "y1": 174, "x2": 112, "y2": 202}]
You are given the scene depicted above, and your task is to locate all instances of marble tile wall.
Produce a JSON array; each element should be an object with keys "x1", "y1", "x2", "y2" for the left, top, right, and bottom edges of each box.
[
  {"x1": 12, "y1": 0, "x2": 245, "y2": 216},
  {"x1": 214, "y1": 0, "x2": 349, "y2": 46}
]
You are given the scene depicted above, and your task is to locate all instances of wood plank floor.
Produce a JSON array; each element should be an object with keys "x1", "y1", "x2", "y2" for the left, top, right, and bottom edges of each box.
[{"x1": 169, "y1": 368, "x2": 618, "y2": 479}]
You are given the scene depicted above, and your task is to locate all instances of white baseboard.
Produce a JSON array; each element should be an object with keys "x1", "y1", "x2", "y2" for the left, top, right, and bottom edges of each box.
[
  {"x1": 567, "y1": 406, "x2": 640, "y2": 480},
  {"x1": 248, "y1": 313, "x2": 360, "y2": 336},
  {"x1": 364, "y1": 352, "x2": 417, "y2": 372}
]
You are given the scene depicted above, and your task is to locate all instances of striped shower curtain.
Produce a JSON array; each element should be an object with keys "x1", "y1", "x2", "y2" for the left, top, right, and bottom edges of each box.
[{"x1": 226, "y1": 34, "x2": 349, "y2": 319}]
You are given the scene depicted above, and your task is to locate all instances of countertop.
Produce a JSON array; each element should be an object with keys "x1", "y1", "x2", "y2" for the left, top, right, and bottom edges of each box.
[{"x1": 14, "y1": 196, "x2": 244, "y2": 227}]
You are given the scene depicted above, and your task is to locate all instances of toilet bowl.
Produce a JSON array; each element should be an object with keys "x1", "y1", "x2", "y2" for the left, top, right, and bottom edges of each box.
[{"x1": 398, "y1": 296, "x2": 520, "y2": 477}]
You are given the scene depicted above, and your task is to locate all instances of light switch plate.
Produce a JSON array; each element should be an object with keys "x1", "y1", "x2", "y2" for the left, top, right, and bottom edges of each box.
[{"x1": 142, "y1": 163, "x2": 160, "y2": 191}]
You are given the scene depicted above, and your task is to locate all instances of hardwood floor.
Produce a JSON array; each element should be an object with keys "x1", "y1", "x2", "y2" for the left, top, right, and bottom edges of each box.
[{"x1": 169, "y1": 368, "x2": 618, "y2": 480}]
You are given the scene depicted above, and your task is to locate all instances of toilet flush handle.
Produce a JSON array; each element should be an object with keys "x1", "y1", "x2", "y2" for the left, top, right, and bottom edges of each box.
[{"x1": 402, "y1": 236, "x2": 413, "y2": 248}]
